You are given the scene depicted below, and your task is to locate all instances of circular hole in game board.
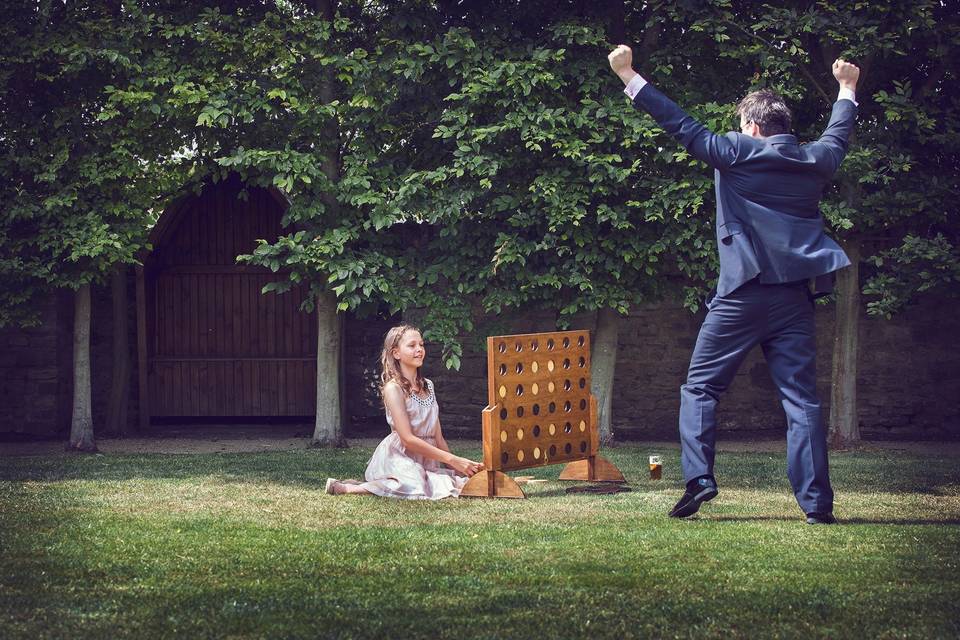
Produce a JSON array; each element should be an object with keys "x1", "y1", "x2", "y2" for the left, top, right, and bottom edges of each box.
[
  {"x1": 564, "y1": 443, "x2": 572, "y2": 454},
  {"x1": 498, "y1": 342, "x2": 506, "y2": 353},
  {"x1": 549, "y1": 423, "x2": 556, "y2": 436},
  {"x1": 549, "y1": 444, "x2": 557, "y2": 457},
  {"x1": 532, "y1": 403, "x2": 540, "y2": 415},
  {"x1": 548, "y1": 402, "x2": 556, "y2": 413},
  {"x1": 516, "y1": 362, "x2": 524, "y2": 374},
  {"x1": 564, "y1": 422, "x2": 572, "y2": 433},
  {"x1": 563, "y1": 401, "x2": 572, "y2": 413},
  {"x1": 548, "y1": 381, "x2": 556, "y2": 393},
  {"x1": 515, "y1": 341, "x2": 523, "y2": 352},
  {"x1": 563, "y1": 379, "x2": 571, "y2": 391},
  {"x1": 532, "y1": 425, "x2": 541, "y2": 437},
  {"x1": 498, "y1": 385, "x2": 507, "y2": 399},
  {"x1": 580, "y1": 399, "x2": 587, "y2": 410},
  {"x1": 547, "y1": 338, "x2": 555, "y2": 351},
  {"x1": 531, "y1": 339, "x2": 539, "y2": 351},
  {"x1": 500, "y1": 408, "x2": 508, "y2": 420},
  {"x1": 547, "y1": 359, "x2": 555, "y2": 372},
  {"x1": 499, "y1": 363, "x2": 507, "y2": 375},
  {"x1": 579, "y1": 420, "x2": 586, "y2": 432},
  {"x1": 562, "y1": 358, "x2": 571, "y2": 369},
  {"x1": 517, "y1": 449, "x2": 525, "y2": 462},
  {"x1": 562, "y1": 337, "x2": 570, "y2": 348},
  {"x1": 516, "y1": 406, "x2": 524, "y2": 418},
  {"x1": 579, "y1": 378, "x2": 586, "y2": 389},
  {"x1": 531, "y1": 383, "x2": 539, "y2": 395},
  {"x1": 531, "y1": 361, "x2": 539, "y2": 373},
  {"x1": 578, "y1": 335, "x2": 585, "y2": 347},
  {"x1": 500, "y1": 430, "x2": 508, "y2": 443},
  {"x1": 578, "y1": 356, "x2": 586, "y2": 368},
  {"x1": 501, "y1": 452, "x2": 509, "y2": 465},
  {"x1": 580, "y1": 440, "x2": 587, "y2": 453},
  {"x1": 516, "y1": 384, "x2": 524, "y2": 396},
  {"x1": 533, "y1": 447, "x2": 541, "y2": 459},
  {"x1": 516, "y1": 428, "x2": 524, "y2": 441}
]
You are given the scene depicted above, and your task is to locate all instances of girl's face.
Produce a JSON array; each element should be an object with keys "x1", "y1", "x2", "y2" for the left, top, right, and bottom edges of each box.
[{"x1": 392, "y1": 330, "x2": 425, "y2": 369}]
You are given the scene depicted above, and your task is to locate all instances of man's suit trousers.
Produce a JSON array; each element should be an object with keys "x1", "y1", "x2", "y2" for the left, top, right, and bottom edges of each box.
[{"x1": 678, "y1": 278, "x2": 834, "y2": 514}]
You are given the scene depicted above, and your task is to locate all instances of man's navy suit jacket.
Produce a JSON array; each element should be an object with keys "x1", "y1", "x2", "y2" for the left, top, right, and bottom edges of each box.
[{"x1": 633, "y1": 84, "x2": 855, "y2": 297}]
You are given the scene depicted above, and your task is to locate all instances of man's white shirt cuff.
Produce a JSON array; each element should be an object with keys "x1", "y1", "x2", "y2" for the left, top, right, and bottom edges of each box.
[
  {"x1": 623, "y1": 74, "x2": 648, "y2": 100},
  {"x1": 838, "y1": 87, "x2": 857, "y2": 105}
]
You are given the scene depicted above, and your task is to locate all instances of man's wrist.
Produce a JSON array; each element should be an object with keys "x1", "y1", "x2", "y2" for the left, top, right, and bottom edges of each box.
[
  {"x1": 839, "y1": 83, "x2": 857, "y2": 92},
  {"x1": 616, "y1": 68, "x2": 638, "y2": 87},
  {"x1": 623, "y1": 73, "x2": 647, "y2": 100},
  {"x1": 837, "y1": 86, "x2": 857, "y2": 105}
]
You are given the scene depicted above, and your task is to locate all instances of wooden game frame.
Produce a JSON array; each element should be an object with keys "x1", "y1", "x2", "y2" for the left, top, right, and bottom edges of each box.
[{"x1": 461, "y1": 330, "x2": 625, "y2": 498}]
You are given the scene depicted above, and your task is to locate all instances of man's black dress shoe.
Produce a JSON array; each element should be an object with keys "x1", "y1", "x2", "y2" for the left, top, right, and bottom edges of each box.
[
  {"x1": 668, "y1": 477, "x2": 718, "y2": 518},
  {"x1": 805, "y1": 511, "x2": 837, "y2": 525}
]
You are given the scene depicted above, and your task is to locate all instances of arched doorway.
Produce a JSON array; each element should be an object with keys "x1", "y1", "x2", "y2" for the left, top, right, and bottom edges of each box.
[{"x1": 136, "y1": 176, "x2": 316, "y2": 426}]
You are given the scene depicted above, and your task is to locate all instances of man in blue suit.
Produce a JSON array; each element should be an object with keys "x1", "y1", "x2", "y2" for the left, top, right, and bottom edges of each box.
[{"x1": 608, "y1": 45, "x2": 860, "y2": 524}]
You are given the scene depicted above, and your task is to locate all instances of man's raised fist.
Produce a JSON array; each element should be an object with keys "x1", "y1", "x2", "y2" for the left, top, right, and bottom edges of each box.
[
  {"x1": 608, "y1": 44, "x2": 634, "y2": 75},
  {"x1": 832, "y1": 59, "x2": 860, "y2": 90}
]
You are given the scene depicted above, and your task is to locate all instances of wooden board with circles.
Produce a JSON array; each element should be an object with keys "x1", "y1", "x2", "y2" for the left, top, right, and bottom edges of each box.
[
  {"x1": 461, "y1": 330, "x2": 625, "y2": 498},
  {"x1": 488, "y1": 330, "x2": 594, "y2": 471}
]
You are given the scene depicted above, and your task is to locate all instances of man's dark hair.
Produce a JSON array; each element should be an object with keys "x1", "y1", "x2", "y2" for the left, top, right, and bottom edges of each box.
[{"x1": 736, "y1": 89, "x2": 792, "y2": 136}]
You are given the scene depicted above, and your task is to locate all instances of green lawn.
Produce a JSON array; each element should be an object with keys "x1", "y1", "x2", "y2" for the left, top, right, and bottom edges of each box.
[{"x1": 1, "y1": 443, "x2": 958, "y2": 639}]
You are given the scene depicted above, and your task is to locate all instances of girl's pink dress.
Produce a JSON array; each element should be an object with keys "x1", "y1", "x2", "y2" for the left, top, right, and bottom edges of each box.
[{"x1": 359, "y1": 379, "x2": 468, "y2": 499}]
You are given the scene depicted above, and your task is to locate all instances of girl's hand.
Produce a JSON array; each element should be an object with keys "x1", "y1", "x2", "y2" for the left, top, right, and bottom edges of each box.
[{"x1": 449, "y1": 456, "x2": 484, "y2": 477}]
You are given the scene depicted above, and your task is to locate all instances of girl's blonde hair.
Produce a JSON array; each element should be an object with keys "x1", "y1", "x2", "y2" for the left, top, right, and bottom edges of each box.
[{"x1": 380, "y1": 324, "x2": 426, "y2": 398}]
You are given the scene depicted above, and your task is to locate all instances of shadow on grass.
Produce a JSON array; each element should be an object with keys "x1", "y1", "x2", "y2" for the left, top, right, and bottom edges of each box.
[
  {"x1": 708, "y1": 515, "x2": 960, "y2": 526},
  {"x1": 522, "y1": 486, "x2": 635, "y2": 498}
]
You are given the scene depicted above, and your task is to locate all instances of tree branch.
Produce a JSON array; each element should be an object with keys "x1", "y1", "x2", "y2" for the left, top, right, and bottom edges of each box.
[{"x1": 722, "y1": 19, "x2": 832, "y2": 105}]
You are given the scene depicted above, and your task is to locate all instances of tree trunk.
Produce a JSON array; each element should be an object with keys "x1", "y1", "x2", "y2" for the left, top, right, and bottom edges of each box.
[
  {"x1": 829, "y1": 238, "x2": 861, "y2": 446},
  {"x1": 600, "y1": 0, "x2": 626, "y2": 45},
  {"x1": 309, "y1": 0, "x2": 345, "y2": 448},
  {"x1": 312, "y1": 290, "x2": 345, "y2": 447},
  {"x1": 67, "y1": 284, "x2": 97, "y2": 452},
  {"x1": 106, "y1": 267, "x2": 130, "y2": 436},
  {"x1": 591, "y1": 307, "x2": 621, "y2": 447}
]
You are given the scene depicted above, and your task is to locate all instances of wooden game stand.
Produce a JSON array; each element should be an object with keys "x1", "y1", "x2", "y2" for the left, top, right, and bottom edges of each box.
[
  {"x1": 460, "y1": 330, "x2": 626, "y2": 499},
  {"x1": 461, "y1": 456, "x2": 626, "y2": 499}
]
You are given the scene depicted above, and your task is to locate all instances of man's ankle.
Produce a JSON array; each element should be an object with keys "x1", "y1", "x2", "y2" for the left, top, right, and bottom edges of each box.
[{"x1": 686, "y1": 475, "x2": 716, "y2": 492}]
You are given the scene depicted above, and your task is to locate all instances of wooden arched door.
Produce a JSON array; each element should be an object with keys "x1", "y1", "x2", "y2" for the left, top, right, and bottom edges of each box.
[{"x1": 137, "y1": 177, "x2": 316, "y2": 425}]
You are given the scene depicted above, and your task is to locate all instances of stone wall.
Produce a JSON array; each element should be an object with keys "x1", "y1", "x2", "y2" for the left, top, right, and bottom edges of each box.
[
  {"x1": 407, "y1": 297, "x2": 960, "y2": 441},
  {"x1": 610, "y1": 297, "x2": 960, "y2": 440},
  {"x1": 0, "y1": 293, "x2": 69, "y2": 436},
  {"x1": 87, "y1": 278, "x2": 141, "y2": 435},
  {"x1": 3, "y1": 286, "x2": 958, "y2": 441},
  {"x1": 0, "y1": 278, "x2": 140, "y2": 439}
]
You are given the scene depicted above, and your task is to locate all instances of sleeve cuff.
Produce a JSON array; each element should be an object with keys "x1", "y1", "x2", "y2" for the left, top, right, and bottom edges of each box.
[
  {"x1": 837, "y1": 87, "x2": 857, "y2": 106},
  {"x1": 623, "y1": 74, "x2": 648, "y2": 100}
]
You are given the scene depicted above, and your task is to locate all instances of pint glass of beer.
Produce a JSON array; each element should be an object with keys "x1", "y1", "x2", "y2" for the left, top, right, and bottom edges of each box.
[{"x1": 649, "y1": 455, "x2": 662, "y2": 480}]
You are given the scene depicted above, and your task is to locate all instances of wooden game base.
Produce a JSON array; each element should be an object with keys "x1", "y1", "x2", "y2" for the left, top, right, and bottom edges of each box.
[
  {"x1": 557, "y1": 455, "x2": 625, "y2": 483},
  {"x1": 459, "y1": 470, "x2": 526, "y2": 499}
]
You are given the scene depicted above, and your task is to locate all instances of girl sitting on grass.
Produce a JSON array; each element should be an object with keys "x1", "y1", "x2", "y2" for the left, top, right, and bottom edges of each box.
[{"x1": 325, "y1": 324, "x2": 484, "y2": 498}]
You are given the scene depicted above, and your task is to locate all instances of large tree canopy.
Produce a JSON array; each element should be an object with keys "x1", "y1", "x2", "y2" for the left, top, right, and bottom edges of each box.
[{"x1": 1, "y1": 0, "x2": 956, "y2": 446}]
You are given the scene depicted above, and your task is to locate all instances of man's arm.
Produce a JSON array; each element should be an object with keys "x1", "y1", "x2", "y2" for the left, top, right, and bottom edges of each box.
[
  {"x1": 608, "y1": 45, "x2": 738, "y2": 170},
  {"x1": 815, "y1": 59, "x2": 861, "y2": 175}
]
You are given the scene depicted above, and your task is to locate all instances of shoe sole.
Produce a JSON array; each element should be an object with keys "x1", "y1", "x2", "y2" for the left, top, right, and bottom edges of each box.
[{"x1": 669, "y1": 486, "x2": 719, "y2": 518}]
